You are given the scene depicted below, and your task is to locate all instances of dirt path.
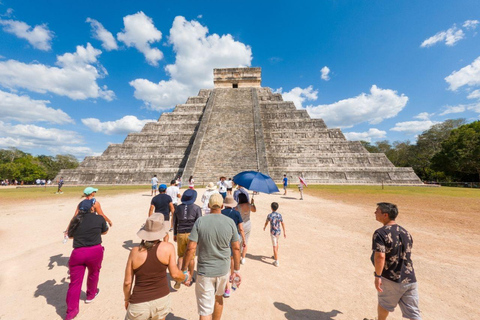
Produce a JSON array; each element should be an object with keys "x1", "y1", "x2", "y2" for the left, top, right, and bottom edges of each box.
[{"x1": 0, "y1": 188, "x2": 478, "y2": 319}]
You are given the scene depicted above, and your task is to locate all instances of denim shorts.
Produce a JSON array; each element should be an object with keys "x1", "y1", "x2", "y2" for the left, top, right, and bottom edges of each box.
[{"x1": 378, "y1": 278, "x2": 421, "y2": 320}]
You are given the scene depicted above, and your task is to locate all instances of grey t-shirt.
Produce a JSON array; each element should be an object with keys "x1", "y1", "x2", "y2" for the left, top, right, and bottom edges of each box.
[{"x1": 189, "y1": 214, "x2": 239, "y2": 277}]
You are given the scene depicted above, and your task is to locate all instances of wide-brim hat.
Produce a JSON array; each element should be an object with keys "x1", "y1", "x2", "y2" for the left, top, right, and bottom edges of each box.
[
  {"x1": 223, "y1": 195, "x2": 237, "y2": 208},
  {"x1": 206, "y1": 182, "x2": 217, "y2": 191},
  {"x1": 137, "y1": 213, "x2": 169, "y2": 241},
  {"x1": 181, "y1": 189, "x2": 197, "y2": 205}
]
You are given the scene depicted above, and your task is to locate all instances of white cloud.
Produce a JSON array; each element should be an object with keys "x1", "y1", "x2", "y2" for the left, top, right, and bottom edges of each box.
[
  {"x1": 130, "y1": 16, "x2": 252, "y2": 110},
  {"x1": 467, "y1": 89, "x2": 480, "y2": 99},
  {"x1": 421, "y1": 25, "x2": 465, "y2": 47},
  {"x1": 275, "y1": 86, "x2": 318, "y2": 109},
  {"x1": 0, "y1": 18, "x2": 53, "y2": 51},
  {"x1": 306, "y1": 85, "x2": 408, "y2": 128},
  {"x1": 463, "y1": 20, "x2": 479, "y2": 30},
  {"x1": 320, "y1": 66, "x2": 330, "y2": 81},
  {"x1": 0, "y1": 121, "x2": 84, "y2": 149},
  {"x1": 391, "y1": 120, "x2": 440, "y2": 134},
  {"x1": 0, "y1": 43, "x2": 114, "y2": 100},
  {"x1": 48, "y1": 146, "x2": 99, "y2": 158},
  {"x1": 0, "y1": 90, "x2": 73, "y2": 124},
  {"x1": 86, "y1": 18, "x2": 118, "y2": 51},
  {"x1": 440, "y1": 105, "x2": 466, "y2": 115},
  {"x1": 343, "y1": 128, "x2": 387, "y2": 142},
  {"x1": 413, "y1": 112, "x2": 433, "y2": 120},
  {"x1": 445, "y1": 56, "x2": 480, "y2": 91},
  {"x1": 81, "y1": 115, "x2": 156, "y2": 135},
  {"x1": 117, "y1": 11, "x2": 163, "y2": 66}
]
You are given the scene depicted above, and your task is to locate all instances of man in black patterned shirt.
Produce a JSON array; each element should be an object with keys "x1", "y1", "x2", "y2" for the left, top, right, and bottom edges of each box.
[{"x1": 371, "y1": 202, "x2": 421, "y2": 320}]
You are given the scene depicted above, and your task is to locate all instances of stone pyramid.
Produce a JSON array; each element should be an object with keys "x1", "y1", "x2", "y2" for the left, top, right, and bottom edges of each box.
[{"x1": 57, "y1": 68, "x2": 422, "y2": 185}]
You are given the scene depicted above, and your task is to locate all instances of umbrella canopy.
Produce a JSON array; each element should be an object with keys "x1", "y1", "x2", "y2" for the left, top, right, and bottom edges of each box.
[{"x1": 233, "y1": 171, "x2": 279, "y2": 194}]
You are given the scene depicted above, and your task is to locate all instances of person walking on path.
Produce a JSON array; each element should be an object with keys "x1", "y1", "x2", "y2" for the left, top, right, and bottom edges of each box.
[
  {"x1": 57, "y1": 176, "x2": 64, "y2": 194},
  {"x1": 298, "y1": 179, "x2": 304, "y2": 200},
  {"x1": 151, "y1": 175, "x2": 159, "y2": 196},
  {"x1": 226, "y1": 178, "x2": 233, "y2": 195},
  {"x1": 172, "y1": 189, "x2": 202, "y2": 289},
  {"x1": 64, "y1": 187, "x2": 113, "y2": 233},
  {"x1": 123, "y1": 214, "x2": 188, "y2": 320},
  {"x1": 282, "y1": 174, "x2": 288, "y2": 196},
  {"x1": 201, "y1": 182, "x2": 218, "y2": 215},
  {"x1": 370, "y1": 202, "x2": 422, "y2": 320},
  {"x1": 166, "y1": 180, "x2": 181, "y2": 210},
  {"x1": 217, "y1": 177, "x2": 228, "y2": 199},
  {"x1": 188, "y1": 176, "x2": 195, "y2": 189},
  {"x1": 233, "y1": 184, "x2": 249, "y2": 203},
  {"x1": 263, "y1": 202, "x2": 286, "y2": 267},
  {"x1": 149, "y1": 184, "x2": 174, "y2": 242},
  {"x1": 64, "y1": 192, "x2": 109, "y2": 320},
  {"x1": 182, "y1": 193, "x2": 241, "y2": 320},
  {"x1": 221, "y1": 195, "x2": 246, "y2": 298},
  {"x1": 235, "y1": 193, "x2": 256, "y2": 265}
]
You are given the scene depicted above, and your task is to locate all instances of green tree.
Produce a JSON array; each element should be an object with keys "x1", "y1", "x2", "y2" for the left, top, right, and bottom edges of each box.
[{"x1": 431, "y1": 121, "x2": 480, "y2": 181}]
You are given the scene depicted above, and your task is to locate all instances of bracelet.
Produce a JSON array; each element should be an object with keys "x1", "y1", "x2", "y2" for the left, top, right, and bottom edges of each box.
[
  {"x1": 374, "y1": 272, "x2": 382, "y2": 278},
  {"x1": 234, "y1": 270, "x2": 240, "y2": 273},
  {"x1": 182, "y1": 270, "x2": 189, "y2": 283}
]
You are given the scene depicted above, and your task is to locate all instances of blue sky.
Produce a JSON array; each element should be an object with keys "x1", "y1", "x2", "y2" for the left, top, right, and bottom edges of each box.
[{"x1": 1, "y1": 0, "x2": 480, "y2": 159}]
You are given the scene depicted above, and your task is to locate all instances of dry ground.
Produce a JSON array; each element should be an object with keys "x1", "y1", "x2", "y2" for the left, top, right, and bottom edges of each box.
[{"x1": 0, "y1": 186, "x2": 478, "y2": 320}]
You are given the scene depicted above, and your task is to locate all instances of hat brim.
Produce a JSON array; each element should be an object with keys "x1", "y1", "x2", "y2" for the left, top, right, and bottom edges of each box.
[
  {"x1": 136, "y1": 221, "x2": 169, "y2": 241},
  {"x1": 223, "y1": 199, "x2": 238, "y2": 207},
  {"x1": 182, "y1": 199, "x2": 195, "y2": 205}
]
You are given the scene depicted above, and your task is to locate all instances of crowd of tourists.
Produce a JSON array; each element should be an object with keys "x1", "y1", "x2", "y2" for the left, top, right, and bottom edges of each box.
[{"x1": 63, "y1": 176, "x2": 421, "y2": 320}]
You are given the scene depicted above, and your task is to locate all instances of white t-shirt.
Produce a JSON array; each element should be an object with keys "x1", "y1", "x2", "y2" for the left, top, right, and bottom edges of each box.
[
  {"x1": 151, "y1": 177, "x2": 158, "y2": 186},
  {"x1": 217, "y1": 180, "x2": 228, "y2": 193},
  {"x1": 166, "y1": 186, "x2": 180, "y2": 205}
]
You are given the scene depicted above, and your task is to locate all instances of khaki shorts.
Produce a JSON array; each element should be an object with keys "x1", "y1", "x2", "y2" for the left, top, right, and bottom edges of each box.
[
  {"x1": 125, "y1": 294, "x2": 171, "y2": 320},
  {"x1": 271, "y1": 234, "x2": 280, "y2": 246},
  {"x1": 378, "y1": 278, "x2": 421, "y2": 320},
  {"x1": 195, "y1": 273, "x2": 229, "y2": 316},
  {"x1": 177, "y1": 233, "x2": 194, "y2": 258}
]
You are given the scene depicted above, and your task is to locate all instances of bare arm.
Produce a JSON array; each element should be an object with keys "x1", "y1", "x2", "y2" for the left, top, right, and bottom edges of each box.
[
  {"x1": 263, "y1": 219, "x2": 269, "y2": 231},
  {"x1": 281, "y1": 221, "x2": 286, "y2": 238},
  {"x1": 182, "y1": 241, "x2": 197, "y2": 271},
  {"x1": 148, "y1": 204, "x2": 155, "y2": 217},
  {"x1": 238, "y1": 223, "x2": 246, "y2": 247},
  {"x1": 123, "y1": 250, "x2": 135, "y2": 309},
  {"x1": 165, "y1": 243, "x2": 186, "y2": 282},
  {"x1": 374, "y1": 252, "x2": 386, "y2": 292},
  {"x1": 230, "y1": 240, "x2": 242, "y2": 286},
  {"x1": 169, "y1": 202, "x2": 174, "y2": 215},
  {"x1": 95, "y1": 202, "x2": 113, "y2": 226}
]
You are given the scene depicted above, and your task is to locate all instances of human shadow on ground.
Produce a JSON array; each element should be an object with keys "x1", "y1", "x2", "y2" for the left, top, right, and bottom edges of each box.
[
  {"x1": 122, "y1": 240, "x2": 140, "y2": 251},
  {"x1": 48, "y1": 254, "x2": 69, "y2": 270},
  {"x1": 166, "y1": 313, "x2": 187, "y2": 320},
  {"x1": 273, "y1": 302, "x2": 342, "y2": 320},
  {"x1": 274, "y1": 302, "x2": 342, "y2": 320},
  {"x1": 245, "y1": 253, "x2": 274, "y2": 265},
  {"x1": 34, "y1": 278, "x2": 74, "y2": 318},
  {"x1": 280, "y1": 196, "x2": 298, "y2": 200}
]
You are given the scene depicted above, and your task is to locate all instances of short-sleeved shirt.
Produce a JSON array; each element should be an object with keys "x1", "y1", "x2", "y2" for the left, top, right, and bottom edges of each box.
[
  {"x1": 372, "y1": 224, "x2": 417, "y2": 283},
  {"x1": 267, "y1": 212, "x2": 283, "y2": 236},
  {"x1": 173, "y1": 203, "x2": 202, "y2": 235},
  {"x1": 166, "y1": 186, "x2": 180, "y2": 205},
  {"x1": 217, "y1": 181, "x2": 228, "y2": 193},
  {"x1": 72, "y1": 213, "x2": 108, "y2": 248},
  {"x1": 283, "y1": 177, "x2": 288, "y2": 186},
  {"x1": 221, "y1": 208, "x2": 243, "y2": 234},
  {"x1": 233, "y1": 188, "x2": 249, "y2": 203},
  {"x1": 58, "y1": 179, "x2": 64, "y2": 186},
  {"x1": 151, "y1": 194, "x2": 172, "y2": 220},
  {"x1": 188, "y1": 214, "x2": 239, "y2": 277},
  {"x1": 151, "y1": 177, "x2": 158, "y2": 186}
]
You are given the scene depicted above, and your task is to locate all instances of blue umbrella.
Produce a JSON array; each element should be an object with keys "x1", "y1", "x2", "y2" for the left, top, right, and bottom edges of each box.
[{"x1": 232, "y1": 171, "x2": 279, "y2": 194}]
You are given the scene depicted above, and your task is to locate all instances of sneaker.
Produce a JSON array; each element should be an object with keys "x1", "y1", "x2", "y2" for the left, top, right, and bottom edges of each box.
[
  {"x1": 240, "y1": 258, "x2": 245, "y2": 265},
  {"x1": 223, "y1": 289, "x2": 231, "y2": 298},
  {"x1": 85, "y1": 289, "x2": 99, "y2": 303},
  {"x1": 174, "y1": 281, "x2": 181, "y2": 289},
  {"x1": 273, "y1": 260, "x2": 279, "y2": 267}
]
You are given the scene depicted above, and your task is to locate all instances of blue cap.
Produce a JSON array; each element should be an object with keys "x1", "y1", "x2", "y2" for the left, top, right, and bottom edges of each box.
[
  {"x1": 158, "y1": 184, "x2": 167, "y2": 191},
  {"x1": 83, "y1": 187, "x2": 98, "y2": 195}
]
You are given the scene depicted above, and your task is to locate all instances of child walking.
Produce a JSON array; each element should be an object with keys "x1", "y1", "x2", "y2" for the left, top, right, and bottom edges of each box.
[{"x1": 263, "y1": 202, "x2": 286, "y2": 267}]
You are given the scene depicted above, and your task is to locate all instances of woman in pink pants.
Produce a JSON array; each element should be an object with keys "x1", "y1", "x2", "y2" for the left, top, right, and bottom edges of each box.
[{"x1": 65, "y1": 187, "x2": 109, "y2": 320}]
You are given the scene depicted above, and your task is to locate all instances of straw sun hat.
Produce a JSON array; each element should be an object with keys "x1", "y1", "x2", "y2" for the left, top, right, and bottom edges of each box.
[
  {"x1": 206, "y1": 182, "x2": 217, "y2": 191},
  {"x1": 137, "y1": 214, "x2": 169, "y2": 241}
]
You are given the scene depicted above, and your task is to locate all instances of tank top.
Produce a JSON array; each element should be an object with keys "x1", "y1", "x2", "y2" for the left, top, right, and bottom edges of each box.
[
  {"x1": 129, "y1": 242, "x2": 170, "y2": 304},
  {"x1": 236, "y1": 204, "x2": 251, "y2": 223}
]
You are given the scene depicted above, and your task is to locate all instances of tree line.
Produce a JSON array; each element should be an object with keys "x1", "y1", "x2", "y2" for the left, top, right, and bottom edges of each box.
[
  {"x1": 0, "y1": 148, "x2": 79, "y2": 183},
  {"x1": 361, "y1": 119, "x2": 480, "y2": 182}
]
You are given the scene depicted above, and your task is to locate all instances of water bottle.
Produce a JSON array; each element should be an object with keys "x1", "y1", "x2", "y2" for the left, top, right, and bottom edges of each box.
[
  {"x1": 62, "y1": 234, "x2": 68, "y2": 244},
  {"x1": 231, "y1": 276, "x2": 240, "y2": 291}
]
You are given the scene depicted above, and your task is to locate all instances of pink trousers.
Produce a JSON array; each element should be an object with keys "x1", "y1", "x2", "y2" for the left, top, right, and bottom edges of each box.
[{"x1": 65, "y1": 244, "x2": 104, "y2": 320}]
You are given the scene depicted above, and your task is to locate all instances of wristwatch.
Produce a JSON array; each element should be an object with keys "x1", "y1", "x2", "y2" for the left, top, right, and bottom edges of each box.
[{"x1": 374, "y1": 272, "x2": 382, "y2": 278}]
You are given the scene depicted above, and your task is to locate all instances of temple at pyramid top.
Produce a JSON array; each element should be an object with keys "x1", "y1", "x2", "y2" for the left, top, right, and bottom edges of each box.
[{"x1": 56, "y1": 67, "x2": 422, "y2": 185}]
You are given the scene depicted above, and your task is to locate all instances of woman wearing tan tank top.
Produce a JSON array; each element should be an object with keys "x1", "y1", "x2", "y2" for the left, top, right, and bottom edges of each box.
[{"x1": 123, "y1": 214, "x2": 188, "y2": 320}]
